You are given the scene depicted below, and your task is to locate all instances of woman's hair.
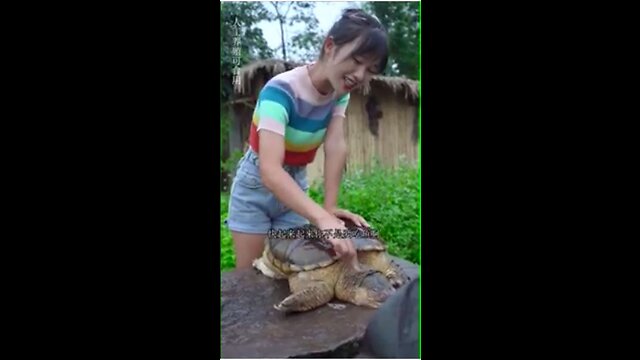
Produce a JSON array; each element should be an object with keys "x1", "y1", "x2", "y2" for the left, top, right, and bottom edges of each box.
[{"x1": 320, "y1": 8, "x2": 389, "y2": 74}]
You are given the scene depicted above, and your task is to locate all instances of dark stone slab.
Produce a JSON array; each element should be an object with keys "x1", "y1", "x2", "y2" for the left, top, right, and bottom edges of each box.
[{"x1": 221, "y1": 256, "x2": 419, "y2": 359}]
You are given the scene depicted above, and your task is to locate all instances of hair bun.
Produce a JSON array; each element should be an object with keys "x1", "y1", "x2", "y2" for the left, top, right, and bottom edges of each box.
[
  {"x1": 343, "y1": 8, "x2": 365, "y2": 15},
  {"x1": 342, "y1": 8, "x2": 366, "y2": 19},
  {"x1": 341, "y1": 8, "x2": 382, "y2": 28}
]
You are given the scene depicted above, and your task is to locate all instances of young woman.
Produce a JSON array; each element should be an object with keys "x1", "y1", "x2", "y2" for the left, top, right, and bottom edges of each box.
[{"x1": 226, "y1": 8, "x2": 389, "y2": 269}]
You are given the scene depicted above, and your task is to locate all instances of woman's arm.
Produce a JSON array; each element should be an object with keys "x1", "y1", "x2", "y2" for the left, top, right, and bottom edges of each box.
[
  {"x1": 259, "y1": 130, "x2": 330, "y2": 226},
  {"x1": 323, "y1": 115, "x2": 348, "y2": 212},
  {"x1": 323, "y1": 115, "x2": 369, "y2": 227},
  {"x1": 253, "y1": 85, "x2": 356, "y2": 262},
  {"x1": 259, "y1": 130, "x2": 357, "y2": 262}
]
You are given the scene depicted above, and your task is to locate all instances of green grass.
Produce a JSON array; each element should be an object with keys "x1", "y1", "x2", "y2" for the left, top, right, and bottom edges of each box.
[
  {"x1": 220, "y1": 162, "x2": 420, "y2": 272},
  {"x1": 220, "y1": 194, "x2": 235, "y2": 271}
]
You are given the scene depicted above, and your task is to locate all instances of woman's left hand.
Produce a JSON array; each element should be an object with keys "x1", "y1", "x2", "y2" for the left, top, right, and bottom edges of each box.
[{"x1": 327, "y1": 208, "x2": 370, "y2": 228}]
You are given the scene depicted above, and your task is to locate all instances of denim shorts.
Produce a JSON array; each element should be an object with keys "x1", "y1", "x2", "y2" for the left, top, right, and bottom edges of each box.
[{"x1": 224, "y1": 149, "x2": 310, "y2": 234}]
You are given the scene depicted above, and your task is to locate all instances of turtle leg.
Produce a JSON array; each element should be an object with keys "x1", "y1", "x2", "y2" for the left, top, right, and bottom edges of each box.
[
  {"x1": 358, "y1": 251, "x2": 410, "y2": 288},
  {"x1": 274, "y1": 280, "x2": 334, "y2": 313}
]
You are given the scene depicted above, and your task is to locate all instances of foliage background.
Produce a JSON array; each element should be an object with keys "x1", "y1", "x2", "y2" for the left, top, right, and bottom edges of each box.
[
  {"x1": 221, "y1": 162, "x2": 420, "y2": 272},
  {"x1": 219, "y1": 2, "x2": 421, "y2": 272}
]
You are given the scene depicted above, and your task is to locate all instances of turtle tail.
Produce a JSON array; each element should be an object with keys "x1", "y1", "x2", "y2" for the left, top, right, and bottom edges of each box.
[{"x1": 253, "y1": 247, "x2": 289, "y2": 279}]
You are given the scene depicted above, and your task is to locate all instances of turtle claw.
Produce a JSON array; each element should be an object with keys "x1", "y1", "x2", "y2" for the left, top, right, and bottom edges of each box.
[
  {"x1": 327, "y1": 303, "x2": 347, "y2": 310},
  {"x1": 386, "y1": 272, "x2": 406, "y2": 288},
  {"x1": 387, "y1": 259, "x2": 410, "y2": 288},
  {"x1": 369, "y1": 302, "x2": 382, "y2": 309}
]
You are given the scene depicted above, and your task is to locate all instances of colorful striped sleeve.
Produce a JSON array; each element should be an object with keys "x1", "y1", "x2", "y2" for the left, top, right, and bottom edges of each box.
[
  {"x1": 332, "y1": 92, "x2": 350, "y2": 118},
  {"x1": 254, "y1": 84, "x2": 293, "y2": 136}
]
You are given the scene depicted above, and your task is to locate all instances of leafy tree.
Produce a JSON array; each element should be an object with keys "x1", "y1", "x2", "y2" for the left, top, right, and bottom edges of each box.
[
  {"x1": 363, "y1": 1, "x2": 419, "y2": 79},
  {"x1": 220, "y1": 2, "x2": 273, "y2": 100},
  {"x1": 266, "y1": 2, "x2": 323, "y2": 63},
  {"x1": 220, "y1": 2, "x2": 274, "y2": 190}
]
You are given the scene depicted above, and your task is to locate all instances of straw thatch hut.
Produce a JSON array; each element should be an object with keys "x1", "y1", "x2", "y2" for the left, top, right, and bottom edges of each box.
[{"x1": 226, "y1": 59, "x2": 419, "y2": 185}]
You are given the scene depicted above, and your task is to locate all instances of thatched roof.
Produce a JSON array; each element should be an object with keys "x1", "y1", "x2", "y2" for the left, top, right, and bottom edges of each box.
[{"x1": 233, "y1": 59, "x2": 419, "y2": 103}]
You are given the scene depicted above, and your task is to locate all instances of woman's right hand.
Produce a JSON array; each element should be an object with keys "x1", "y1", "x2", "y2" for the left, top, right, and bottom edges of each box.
[{"x1": 316, "y1": 216, "x2": 359, "y2": 269}]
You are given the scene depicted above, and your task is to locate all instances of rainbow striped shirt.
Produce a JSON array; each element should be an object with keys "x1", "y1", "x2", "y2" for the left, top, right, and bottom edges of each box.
[{"x1": 248, "y1": 65, "x2": 350, "y2": 166}]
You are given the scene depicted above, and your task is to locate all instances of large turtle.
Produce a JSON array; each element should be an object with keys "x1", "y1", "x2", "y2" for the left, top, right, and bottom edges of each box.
[{"x1": 252, "y1": 222, "x2": 410, "y2": 313}]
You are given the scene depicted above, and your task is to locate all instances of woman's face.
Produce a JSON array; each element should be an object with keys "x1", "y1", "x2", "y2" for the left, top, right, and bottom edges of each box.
[{"x1": 322, "y1": 38, "x2": 381, "y2": 96}]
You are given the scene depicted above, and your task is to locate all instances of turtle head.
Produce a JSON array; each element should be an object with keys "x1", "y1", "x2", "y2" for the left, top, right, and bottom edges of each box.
[{"x1": 353, "y1": 270, "x2": 396, "y2": 308}]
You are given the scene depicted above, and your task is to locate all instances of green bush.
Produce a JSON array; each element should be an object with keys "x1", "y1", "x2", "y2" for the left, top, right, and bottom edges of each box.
[
  {"x1": 220, "y1": 150, "x2": 244, "y2": 192},
  {"x1": 220, "y1": 194, "x2": 236, "y2": 271},
  {"x1": 220, "y1": 162, "x2": 421, "y2": 272},
  {"x1": 309, "y1": 162, "x2": 421, "y2": 264}
]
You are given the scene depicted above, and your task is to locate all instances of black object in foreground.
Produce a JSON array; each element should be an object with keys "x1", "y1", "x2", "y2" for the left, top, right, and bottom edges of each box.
[
  {"x1": 221, "y1": 257, "x2": 419, "y2": 358},
  {"x1": 361, "y1": 277, "x2": 420, "y2": 358}
]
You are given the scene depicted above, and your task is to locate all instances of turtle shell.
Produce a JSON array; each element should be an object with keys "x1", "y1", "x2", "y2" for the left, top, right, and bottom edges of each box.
[{"x1": 266, "y1": 224, "x2": 386, "y2": 272}]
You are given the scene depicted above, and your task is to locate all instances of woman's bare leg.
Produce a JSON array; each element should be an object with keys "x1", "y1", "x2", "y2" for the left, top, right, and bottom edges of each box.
[{"x1": 231, "y1": 231, "x2": 267, "y2": 269}]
